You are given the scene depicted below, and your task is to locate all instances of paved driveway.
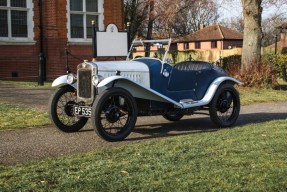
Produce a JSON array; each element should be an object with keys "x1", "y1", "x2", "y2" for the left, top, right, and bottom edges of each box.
[{"x1": 0, "y1": 81, "x2": 286, "y2": 165}]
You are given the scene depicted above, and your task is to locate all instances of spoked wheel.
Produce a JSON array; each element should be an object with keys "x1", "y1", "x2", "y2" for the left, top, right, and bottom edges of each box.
[
  {"x1": 91, "y1": 88, "x2": 137, "y2": 142},
  {"x1": 48, "y1": 85, "x2": 88, "y2": 132},
  {"x1": 209, "y1": 84, "x2": 240, "y2": 128},
  {"x1": 163, "y1": 112, "x2": 184, "y2": 121}
]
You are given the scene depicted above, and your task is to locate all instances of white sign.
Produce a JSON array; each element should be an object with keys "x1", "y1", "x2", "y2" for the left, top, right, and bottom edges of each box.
[{"x1": 97, "y1": 24, "x2": 128, "y2": 57}]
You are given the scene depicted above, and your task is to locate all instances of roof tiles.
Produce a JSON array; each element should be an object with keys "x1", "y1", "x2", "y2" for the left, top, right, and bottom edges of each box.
[{"x1": 176, "y1": 24, "x2": 243, "y2": 42}]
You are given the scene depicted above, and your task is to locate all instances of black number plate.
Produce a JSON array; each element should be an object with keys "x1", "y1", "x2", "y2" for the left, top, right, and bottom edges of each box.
[{"x1": 74, "y1": 106, "x2": 92, "y2": 117}]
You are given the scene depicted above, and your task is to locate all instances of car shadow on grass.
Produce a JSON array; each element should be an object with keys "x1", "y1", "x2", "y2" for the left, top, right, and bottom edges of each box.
[{"x1": 126, "y1": 112, "x2": 287, "y2": 141}]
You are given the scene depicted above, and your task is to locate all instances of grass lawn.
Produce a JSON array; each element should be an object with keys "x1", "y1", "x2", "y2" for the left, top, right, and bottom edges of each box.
[
  {"x1": 239, "y1": 86, "x2": 287, "y2": 105},
  {"x1": 0, "y1": 80, "x2": 52, "y2": 88},
  {"x1": 0, "y1": 80, "x2": 52, "y2": 130},
  {"x1": 1, "y1": 119, "x2": 287, "y2": 191},
  {"x1": 0, "y1": 103, "x2": 50, "y2": 130}
]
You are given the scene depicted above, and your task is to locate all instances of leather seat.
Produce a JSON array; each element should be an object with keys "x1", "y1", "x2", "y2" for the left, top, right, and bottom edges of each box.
[{"x1": 174, "y1": 61, "x2": 212, "y2": 72}]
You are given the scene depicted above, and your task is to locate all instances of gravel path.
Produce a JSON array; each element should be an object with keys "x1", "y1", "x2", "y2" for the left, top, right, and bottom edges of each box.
[{"x1": 0, "y1": 82, "x2": 287, "y2": 165}]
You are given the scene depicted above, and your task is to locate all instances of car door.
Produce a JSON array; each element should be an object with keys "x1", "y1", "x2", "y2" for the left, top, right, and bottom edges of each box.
[{"x1": 167, "y1": 61, "x2": 198, "y2": 101}]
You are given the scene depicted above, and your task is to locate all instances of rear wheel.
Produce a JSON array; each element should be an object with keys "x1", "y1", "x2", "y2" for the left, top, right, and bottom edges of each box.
[
  {"x1": 48, "y1": 85, "x2": 88, "y2": 132},
  {"x1": 209, "y1": 84, "x2": 240, "y2": 128},
  {"x1": 91, "y1": 88, "x2": 137, "y2": 142}
]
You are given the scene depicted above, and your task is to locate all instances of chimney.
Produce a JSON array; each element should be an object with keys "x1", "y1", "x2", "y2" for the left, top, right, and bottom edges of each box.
[
  {"x1": 200, "y1": 24, "x2": 205, "y2": 30},
  {"x1": 281, "y1": 31, "x2": 287, "y2": 46},
  {"x1": 278, "y1": 24, "x2": 287, "y2": 46}
]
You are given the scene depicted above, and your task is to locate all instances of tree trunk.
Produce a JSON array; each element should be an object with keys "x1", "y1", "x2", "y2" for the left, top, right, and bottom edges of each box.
[
  {"x1": 241, "y1": 0, "x2": 263, "y2": 73},
  {"x1": 145, "y1": 0, "x2": 155, "y2": 57}
]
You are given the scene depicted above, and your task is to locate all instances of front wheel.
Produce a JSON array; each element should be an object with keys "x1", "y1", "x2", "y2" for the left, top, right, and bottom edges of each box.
[
  {"x1": 209, "y1": 84, "x2": 240, "y2": 128},
  {"x1": 91, "y1": 88, "x2": 138, "y2": 142},
  {"x1": 48, "y1": 85, "x2": 88, "y2": 132}
]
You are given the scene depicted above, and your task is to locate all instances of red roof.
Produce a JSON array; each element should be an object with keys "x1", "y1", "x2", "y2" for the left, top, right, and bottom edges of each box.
[{"x1": 176, "y1": 24, "x2": 243, "y2": 42}]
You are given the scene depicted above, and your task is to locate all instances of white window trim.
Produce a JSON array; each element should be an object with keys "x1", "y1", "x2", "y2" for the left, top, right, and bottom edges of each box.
[
  {"x1": 67, "y1": 0, "x2": 104, "y2": 43},
  {"x1": 0, "y1": 0, "x2": 35, "y2": 44}
]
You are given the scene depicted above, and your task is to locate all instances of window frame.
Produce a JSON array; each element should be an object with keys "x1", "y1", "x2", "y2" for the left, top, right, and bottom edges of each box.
[
  {"x1": 183, "y1": 42, "x2": 189, "y2": 50},
  {"x1": 211, "y1": 40, "x2": 217, "y2": 48},
  {"x1": 0, "y1": 0, "x2": 34, "y2": 44},
  {"x1": 67, "y1": 0, "x2": 104, "y2": 43},
  {"x1": 195, "y1": 41, "x2": 201, "y2": 49}
]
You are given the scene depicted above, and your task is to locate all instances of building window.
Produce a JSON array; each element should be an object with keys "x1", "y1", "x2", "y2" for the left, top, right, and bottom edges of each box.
[
  {"x1": 0, "y1": 0, "x2": 34, "y2": 41},
  {"x1": 68, "y1": 0, "x2": 104, "y2": 41},
  {"x1": 184, "y1": 42, "x2": 189, "y2": 50},
  {"x1": 211, "y1": 41, "x2": 217, "y2": 48},
  {"x1": 195, "y1": 41, "x2": 201, "y2": 49}
]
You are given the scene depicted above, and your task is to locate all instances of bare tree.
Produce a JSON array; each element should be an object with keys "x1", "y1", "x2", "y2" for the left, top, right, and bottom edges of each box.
[
  {"x1": 262, "y1": 14, "x2": 286, "y2": 46},
  {"x1": 144, "y1": 0, "x2": 155, "y2": 56},
  {"x1": 221, "y1": 17, "x2": 244, "y2": 32},
  {"x1": 125, "y1": 0, "x2": 220, "y2": 40},
  {"x1": 124, "y1": 0, "x2": 149, "y2": 40},
  {"x1": 156, "y1": 0, "x2": 219, "y2": 36}
]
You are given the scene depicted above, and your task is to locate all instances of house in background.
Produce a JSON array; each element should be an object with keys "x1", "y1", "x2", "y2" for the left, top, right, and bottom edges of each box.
[
  {"x1": 176, "y1": 24, "x2": 243, "y2": 51},
  {"x1": 0, "y1": 0, "x2": 124, "y2": 81}
]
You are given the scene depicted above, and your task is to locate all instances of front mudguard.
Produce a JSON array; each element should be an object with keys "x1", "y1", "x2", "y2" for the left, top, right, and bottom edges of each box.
[{"x1": 52, "y1": 75, "x2": 77, "y2": 89}]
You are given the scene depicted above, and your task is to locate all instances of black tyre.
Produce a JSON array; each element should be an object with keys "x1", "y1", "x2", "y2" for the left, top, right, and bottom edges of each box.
[
  {"x1": 162, "y1": 112, "x2": 184, "y2": 121},
  {"x1": 91, "y1": 88, "x2": 137, "y2": 142},
  {"x1": 209, "y1": 84, "x2": 240, "y2": 128},
  {"x1": 48, "y1": 85, "x2": 88, "y2": 132}
]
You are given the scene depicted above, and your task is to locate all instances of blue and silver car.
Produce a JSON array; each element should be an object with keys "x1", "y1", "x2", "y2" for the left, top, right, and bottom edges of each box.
[{"x1": 49, "y1": 39, "x2": 242, "y2": 141}]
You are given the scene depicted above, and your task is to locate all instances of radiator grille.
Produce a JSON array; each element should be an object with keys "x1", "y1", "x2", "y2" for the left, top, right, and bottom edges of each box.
[{"x1": 78, "y1": 69, "x2": 92, "y2": 100}]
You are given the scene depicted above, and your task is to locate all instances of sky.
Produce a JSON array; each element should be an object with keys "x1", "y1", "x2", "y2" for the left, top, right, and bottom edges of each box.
[{"x1": 217, "y1": 0, "x2": 287, "y2": 20}]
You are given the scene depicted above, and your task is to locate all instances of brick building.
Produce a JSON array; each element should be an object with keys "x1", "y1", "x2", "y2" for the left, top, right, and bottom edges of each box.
[
  {"x1": 0, "y1": 0, "x2": 125, "y2": 81},
  {"x1": 176, "y1": 24, "x2": 243, "y2": 51}
]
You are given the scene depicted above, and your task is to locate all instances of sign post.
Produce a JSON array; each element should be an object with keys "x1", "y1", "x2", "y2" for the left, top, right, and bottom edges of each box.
[{"x1": 92, "y1": 20, "x2": 97, "y2": 61}]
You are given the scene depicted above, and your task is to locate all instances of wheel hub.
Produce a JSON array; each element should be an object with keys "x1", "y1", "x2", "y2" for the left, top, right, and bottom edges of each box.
[
  {"x1": 219, "y1": 100, "x2": 230, "y2": 113},
  {"x1": 65, "y1": 101, "x2": 76, "y2": 116},
  {"x1": 105, "y1": 105, "x2": 121, "y2": 123}
]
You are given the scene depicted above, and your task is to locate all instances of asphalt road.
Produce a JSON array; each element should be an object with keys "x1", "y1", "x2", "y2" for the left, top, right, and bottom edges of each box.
[{"x1": 0, "y1": 82, "x2": 287, "y2": 165}]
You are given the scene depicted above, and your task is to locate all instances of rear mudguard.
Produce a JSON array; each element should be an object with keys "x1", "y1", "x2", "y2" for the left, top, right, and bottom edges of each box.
[
  {"x1": 51, "y1": 75, "x2": 77, "y2": 89},
  {"x1": 97, "y1": 76, "x2": 242, "y2": 109}
]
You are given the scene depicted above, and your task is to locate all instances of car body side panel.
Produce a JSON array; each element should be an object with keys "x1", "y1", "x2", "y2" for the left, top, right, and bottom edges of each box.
[
  {"x1": 97, "y1": 76, "x2": 183, "y2": 107},
  {"x1": 92, "y1": 60, "x2": 151, "y2": 87},
  {"x1": 167, "y1": 69, "x2": 197, "y2": 91},
  {"x1": 97, "y1": 75, "x2": 242, "y2": 109},
  {"x1": 133, "y1": 59, "x2": 230, "y2": 102},
  {"x1": 133, "y1": 58, "x2": 167, "y2": 91},
  {"x1": 134, "y1": 58, "x2": 198, "y2": 102}
]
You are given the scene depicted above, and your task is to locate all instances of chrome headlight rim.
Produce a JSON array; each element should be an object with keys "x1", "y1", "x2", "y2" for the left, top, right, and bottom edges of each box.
[{"x1": 67, "y1": 73, "x2": 77, "y2": 84}]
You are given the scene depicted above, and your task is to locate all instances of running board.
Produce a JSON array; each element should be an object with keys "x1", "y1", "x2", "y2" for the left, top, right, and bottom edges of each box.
[{"x1": 178, "y1": 99, "x2": 207, "y2": 109}]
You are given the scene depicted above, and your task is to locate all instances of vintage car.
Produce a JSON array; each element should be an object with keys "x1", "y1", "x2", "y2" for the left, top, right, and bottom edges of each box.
[{"x1": 48, "y1": 39, "x2": 242, "y2": 141}]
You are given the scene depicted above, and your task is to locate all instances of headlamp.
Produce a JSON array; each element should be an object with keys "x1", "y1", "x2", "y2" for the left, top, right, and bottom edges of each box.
[
  {"x1": 67, "y1": 73, "x2": 77, "y2": 84},
  {"x1": 92, "y1": 75, "x2": 104, "y2": 86}
]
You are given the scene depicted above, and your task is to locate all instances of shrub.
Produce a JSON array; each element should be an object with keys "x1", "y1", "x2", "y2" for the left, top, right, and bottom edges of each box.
[
  {"x1": 226, "y1": 62, "x2": 278, "y2": 88},
  {"x1": 262, "y1": 53, "x2": 287, "y2": 79},
  {"x1": 216, "y1": 55, "x2": 241, "y2": 70},
  {"x1": 217, "y1": 54, "x2": 280, "y2": 88}
]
